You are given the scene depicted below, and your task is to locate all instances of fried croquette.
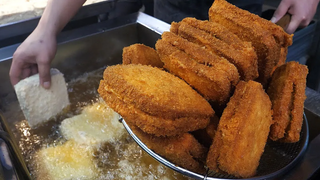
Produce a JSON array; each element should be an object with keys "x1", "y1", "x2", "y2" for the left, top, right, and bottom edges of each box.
[
  {"x1": 206, "y1": 80, "x2": 273, "y2": 178},
  {"x1": 129, "y1": 124, "x2": 207, "y2": 174},
  {"x1": 122, "y1": 43, "x2": 164, "y2": 68},
  {"x1": 209, "y1": 0, "x2": 284, "y2": 86},
  {"x1": 172, "y1": 21, "x2": 258, "y2": 81},
  {"x1": 170, "y1": 21, "x2": 179, "y2": 34},
  {"x1": 180, "y1": 17, "x2": 255, "y2": 51},
  {"x1": 156, "y1": 31, "x2": 239, "y2": 105},
  {"x1": 279, "y1": 47, "x2": 288, "y2": 66},
  {"x1": 98, "y1": 64, "x2": 214, "y2": 137},
  {"x1": 267, "y1": 61, "x2": 308, "y2": 143},
  {"x1": 160, "y1": 32, "x2": 240, "y2": 83},
  {"x1": 192, "y1": 115, "x2": 219, "y2": 148},
  {"x1": 271, "y1": 47, "x2": 288, "y2": 75}
]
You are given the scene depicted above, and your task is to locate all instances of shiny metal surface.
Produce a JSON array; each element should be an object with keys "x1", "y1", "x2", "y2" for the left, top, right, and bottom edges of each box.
[
  {"x1": 0, "y1": 138, "x2": 18, "y2": 180},
  {"x1": 0, "y1": 114, "x2": 31, "y2": 180}
]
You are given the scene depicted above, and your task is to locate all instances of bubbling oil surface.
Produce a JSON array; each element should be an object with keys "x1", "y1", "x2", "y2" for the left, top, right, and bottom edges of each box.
[{"x1": 12, "y1": 68, "x2": 191, "y2": 180}]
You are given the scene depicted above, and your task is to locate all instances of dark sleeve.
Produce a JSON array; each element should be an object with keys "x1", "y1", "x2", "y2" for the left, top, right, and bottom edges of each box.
[{"x1": 154, "y1": 0, "x2": 264, "y2": 24}]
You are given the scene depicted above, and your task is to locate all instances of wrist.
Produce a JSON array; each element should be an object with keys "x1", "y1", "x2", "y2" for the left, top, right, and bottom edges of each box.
[
  {"x1": 36, "y1": 17, "x2": 60, "y2": 37},
  {"x1": 31, "y1": 26, "x2": 57, "y2": 44}
]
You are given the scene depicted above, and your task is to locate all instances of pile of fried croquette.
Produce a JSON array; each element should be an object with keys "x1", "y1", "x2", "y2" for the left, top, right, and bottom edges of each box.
[{"x1": 98, "y1": 0, "x2": 308, "y2": 178}]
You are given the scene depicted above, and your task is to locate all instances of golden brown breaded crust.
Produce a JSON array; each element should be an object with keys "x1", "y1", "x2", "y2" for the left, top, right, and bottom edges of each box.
[
  {"x1": 206, "y1": 80, "x2": 273, "y2": 178},
  {"x1": 221, "y1": 4, "x2": 292, "y2": 47},
  {"x1": 271, "y1": 47, "x2": 288, "y2": 76},
  {"x1": 174, "y1": 21, "x2": 258, "y2": 81},
  {"x1": 156, "y1": 32, "x2": 239, "y2": 105},
  {"x1": 99, "y1": 81, "x2": 210, "y2": 136},
  {"x1": 130, "y1": 124, "x2": 207, "y2": 174},
  {"x1": 101, "y1": 64, "x2": 213, "y2": 119},
  {"x1": 192, "y1": 115, "x2": 219, "y2": 148},
  {"x1": 98, "y1": 64, "x2": 213, "y2": 136},
  {"x1": 156, "y1": 41, "x2": 230, "y2": 104},
  {"x1": 279, "y1": 47, "x2": 288, "y2": 66},
  {"x1": 208, "y1": 0, "x2": 292, "y2": 47},
  {"x1": 255, "y1": 20, "x2": 293, "y2": 48},
  {"x1": 122, "y1": 43, "x2": 164, "y2": 68},
  {"x1": 161, "y1": 31, "x2": 239, "y2": 78},
  {"x1": 181, "y1": 17, "x2": 254, "y2": 51},
  {"x1": 267, "y1": 61, "x2": 308, "y2": 143},
  {"x1": 170, "y1": 22, "x2": 179, "y2": 34},
  {"x1": 209, "y1": 0, "x2": 281, "y2": 86}
]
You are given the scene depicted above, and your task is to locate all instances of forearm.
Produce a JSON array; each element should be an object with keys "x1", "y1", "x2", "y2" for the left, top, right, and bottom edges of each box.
[{"x1": 36, "y1": 0, "x2": 87, "y2": 36}]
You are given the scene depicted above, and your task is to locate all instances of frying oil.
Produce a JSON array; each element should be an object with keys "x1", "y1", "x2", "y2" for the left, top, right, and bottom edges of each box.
[{"x1": 12, "y1": 68, "x2": 192, "y2": 180}]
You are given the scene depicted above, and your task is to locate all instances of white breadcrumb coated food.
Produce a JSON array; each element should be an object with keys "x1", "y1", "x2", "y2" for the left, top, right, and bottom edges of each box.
[
  {"x1": 36, "y1": 140, "x2": 98, "y2": 180},
  {"x1": 14, "y1": 68, "x2": 70, "y2": 128},
  {"x1": 60, "y1": 99, "x2": 124, "y2": 145}
]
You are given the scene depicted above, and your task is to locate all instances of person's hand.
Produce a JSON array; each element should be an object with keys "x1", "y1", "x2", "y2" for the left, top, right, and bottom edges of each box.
[
  {"x1": 9, "y1": 27, "x2": 57, "y2": 89},
  {"x1": 9, "y1": 0, "x2": 87, "y2": 89},
  {"x1": 271, "y1": 0, "x2": 319, "y2": 34}
]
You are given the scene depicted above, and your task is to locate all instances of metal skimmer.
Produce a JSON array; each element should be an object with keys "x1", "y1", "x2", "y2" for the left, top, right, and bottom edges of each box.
[{"x1": 121, "y1": 114, "x2": 309, "y2": 180}]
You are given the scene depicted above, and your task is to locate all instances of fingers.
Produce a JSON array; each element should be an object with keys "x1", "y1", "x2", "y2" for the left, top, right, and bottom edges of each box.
[
  {"x1": 31, "y1": 64, "x2": 38, "y2": 75},
  {"x1": 286, "y1": 14, "x2": 301, "y2": 34},
  {"x1": 9, "y1": 59, "x2": 22, "y2": 86},
  {"x1": 21, "y1": 67, "x2": 32, "y2": 80},
  {"x1": 271, "y1": 0, "x2": 290, "y2": 23},
  {"x1": 10, "y1": 52, "x2": 42, "y2": 87},
  {"x1": 10, "y1": 58, "x2": 51, "y2": 89},
  {"x1": 38, "y1": 58, "x2": 51, "y2": 89}
]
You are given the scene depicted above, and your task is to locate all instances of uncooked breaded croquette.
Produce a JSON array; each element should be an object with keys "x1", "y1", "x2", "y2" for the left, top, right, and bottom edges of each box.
[
  {"x1": 156, "y1": 31, "x2": 239, "y2": 105},
  {"x1": 209, "y1": 0, "x2": 282, "y2": 86},
  {"x1": 98, "y1": 64, "x2": 213, "y2": 137},
  {"x1": 60, "y1": 100, "x2": 123, "y2": 146},
  {"x1": 267, "y1": 61, "x2": 308, "y2": 143},
  {"x1": 206, "y1": 80, "x2": 273, "y2": 178},
  {"x1": 36, "y1": 141, "x2": 98, "y2": 180},
  {"x1": 173, "y1": 21, "x2": 258, "y2": 81},
  {"x1": 129, "y1": 124, "x2": 208, "y2": 174},
  {"x1": 122, "y1": 43, "x2": 164, "y2": 68}
]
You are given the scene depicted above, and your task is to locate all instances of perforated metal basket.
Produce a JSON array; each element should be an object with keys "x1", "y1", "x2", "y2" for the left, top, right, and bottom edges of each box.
[{"x1": 121, "y1": 114, "x2": 309, "y2": 180}]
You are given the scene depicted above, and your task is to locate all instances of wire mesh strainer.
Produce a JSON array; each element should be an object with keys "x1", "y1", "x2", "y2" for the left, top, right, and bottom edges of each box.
[{"x1": 121, "y1": 113, "x2": 309, "y2": 180}]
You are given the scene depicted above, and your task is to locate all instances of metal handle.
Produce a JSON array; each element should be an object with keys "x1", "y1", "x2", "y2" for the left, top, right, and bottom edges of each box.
[{"x1": 276, "y1": 13, "x2": 291, "y2": 30}]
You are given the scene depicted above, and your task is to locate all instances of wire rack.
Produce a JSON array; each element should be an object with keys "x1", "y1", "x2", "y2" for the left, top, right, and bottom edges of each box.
[{"x1": 121, "y1": 114, "x2": 309, "y2": 180}]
